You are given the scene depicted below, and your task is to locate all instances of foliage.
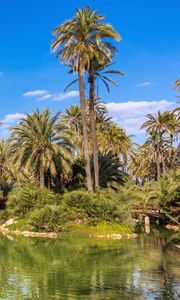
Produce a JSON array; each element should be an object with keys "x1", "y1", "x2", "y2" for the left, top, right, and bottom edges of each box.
[
  {"x1": 69, "y1": 153, "x2": 128, "y2": 190},
  {"x1": 68, "y1": 158, "x2": 86, "y2": 189},
  {"x1": 28, "y1": 205, "x2": 67, "y2": 232},
  {"x1": 51, "y1": 6, "x2": 120, "y2": 70},
  {"x1": 142, "y1": 171, "x2": 180, "y2": 210},
  {"x1": 62, "y1": 189, "x2": 131, "y2": 225},
  {"x1": 130, "y1": 110, "x2": 179, "y2": 181},
  {"x1": 98, "y1": 152, "x2": 127, "y2": 188},
  {"x1": 6, "y1": 183, "x2": 60, "y2": 218},
  {"x1": 158, "y1": 171, "x2": 180, "y2": 210},
  {"x1": 0, "y1": 6, "x2": 179, "y2": 230},
  {"x1": 10, "y1": 109, "x2": 73, "y2": 188}
]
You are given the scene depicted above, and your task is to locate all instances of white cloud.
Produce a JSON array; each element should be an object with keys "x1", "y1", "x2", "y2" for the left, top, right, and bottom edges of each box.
[
  {"x1": 23, "y1": 90, "x2": 48, "y2": 97},
  {"x1": 51, "y1": 91, "x2": 79, "y2": 101},
  {"x1": 106, "y1": 100, "x2": 176, "y2": 138},
  {"x1": 39, "y1": 93, "x2": 54, "y2": 100},
  {"x1": 135, "y1": 81, "x2": 151, "y2": 87},
  {"x1": 23, "y1": 89, "x2": 79, "y2": 101},
  {"x1": 0, "y1": 113, "x2": 25, "y2": 139},
  {"x1": 1, "y1": 113, "x2": 25, "y2": 125}
]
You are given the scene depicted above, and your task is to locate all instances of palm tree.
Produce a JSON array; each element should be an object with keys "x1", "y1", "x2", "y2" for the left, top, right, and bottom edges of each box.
[
  {"x1": 61, "y1": 105, "x2": 83, "y2": 158},
  {"x1": 61, "y1": 105, "x2": 82, "y2": 135},
  {"x1": 97, "y1": 123, "x2": 132, "y2": 168},
  {"x1": 129, "y1": 145, "x2": 155, "y2": 183},
  {"x1": 141, "y1": 111, "x2": 167, "y2": 178},
  {"x1": 65, "y1": 62, "x2": 124, "y2": 189},
  {"x1": 0, "y1": 140, "x2": 15, "y2": 196},
  {"x1": 10, "y1": 109, "x2": 73, "y2": 188},
  {"x1": 51, "y1": 6, "x2": 120, "y2": 192},
  {"x1": 69, "y1": 152, "x2": 127, "y2": 189},
  {"x1": 88, "y1": 60, "x2": 124, "y2": 189},
  {"x1": 0, "y1": 140, "x2": 10, "y2": 179},
  {"x1": 97, "y1": 151, "x2": 127, "y2": 189}
]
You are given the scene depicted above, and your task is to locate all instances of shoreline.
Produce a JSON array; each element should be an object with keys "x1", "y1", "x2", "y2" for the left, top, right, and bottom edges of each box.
[
  {"x1": 0, "y1": 225, "x2": 137, "y2": 240},
  {"x1": 0, "y1": 226, "x2": 58, "y2": 238}
]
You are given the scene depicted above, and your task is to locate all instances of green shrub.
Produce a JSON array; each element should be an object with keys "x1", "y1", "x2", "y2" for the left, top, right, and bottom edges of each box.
[
  {"x1": 63, "y1": 189, "x2": 126, "y2": 225},
  {"x1": 28, "y1": 205, "x2": 67, "y2": 232},
  {"x1": 6, "y1": 183, "x2": 60, "y2": 218}
]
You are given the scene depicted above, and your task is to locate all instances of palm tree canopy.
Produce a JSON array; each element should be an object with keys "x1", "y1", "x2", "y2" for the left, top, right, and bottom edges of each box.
[
  {"x1": 10, "y1": 109, "x2": 73, "y2": 182},
  {"x1": 51, "y1": 6, "x2": 120, "y2": 70},
  {"x1": 64, "y1": 60, "x2": 125, "y2": 94},
  {"x1": 141, "y1": 110, "x2": 179, "y2": 137},
  {"x1": 61, "y1": 105, "x2": 82, "y2": 134}
]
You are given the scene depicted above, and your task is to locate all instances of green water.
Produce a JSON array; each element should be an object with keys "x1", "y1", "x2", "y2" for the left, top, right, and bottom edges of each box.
[{"x1": 0, "y1": 230, "x2": 179, "y2": 300}]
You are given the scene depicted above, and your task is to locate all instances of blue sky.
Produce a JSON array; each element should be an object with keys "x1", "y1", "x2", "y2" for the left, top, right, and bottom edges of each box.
[{"x1": 0, "y1": 0, "x2": 179, "y2": 142}]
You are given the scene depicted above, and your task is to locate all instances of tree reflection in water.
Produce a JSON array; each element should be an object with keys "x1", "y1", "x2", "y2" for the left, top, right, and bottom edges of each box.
[{"x1": 0, "y1": 230, "x2": 179, "y2": 300}]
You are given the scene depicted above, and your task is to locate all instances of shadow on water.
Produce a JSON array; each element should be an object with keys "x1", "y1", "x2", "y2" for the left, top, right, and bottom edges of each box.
[{"x1": 0, "y1": 228, "x2": 179, "y2": 299}]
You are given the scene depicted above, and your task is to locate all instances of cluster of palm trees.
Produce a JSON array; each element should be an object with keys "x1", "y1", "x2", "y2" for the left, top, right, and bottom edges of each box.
[
  {"x1": 130, "y1": 107, "x2": 180, "y2": 182},
  {"x1": 51, "y1": 6, "x2": 123, "y2": 192},
  {"x1": 0, "y1": 6, "x2": 179, "y2": 196},
  {"x1": 0, "y1": 103, "x2": 132, "y2": 193}
]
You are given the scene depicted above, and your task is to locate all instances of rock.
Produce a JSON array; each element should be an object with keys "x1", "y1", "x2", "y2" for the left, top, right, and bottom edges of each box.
[
  {"x1": 165, "y1": 224, "x2": 180, "y2": 232},
  {"x1": 93, "y1": 233, "x2": 137, "y2": 239},
  {"x1": 1, "y1": 218, "x2": 17, "y2": 228}
]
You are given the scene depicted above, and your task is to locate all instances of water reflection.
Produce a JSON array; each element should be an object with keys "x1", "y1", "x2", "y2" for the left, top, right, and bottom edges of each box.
[{"x1": 0, "y1": 230, "x2": 179, "y2": 299}]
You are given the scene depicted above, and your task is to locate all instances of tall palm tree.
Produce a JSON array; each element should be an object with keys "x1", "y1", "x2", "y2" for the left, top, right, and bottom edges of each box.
[
  {"x1": 141, "y1": 111, "x2": 166, "y2": 178},
  {"x1": 65, "y1": 61, "x2": 124, "y2": 188},
  {"x1": 88, "y1": 60, "x2": 124, "y2": 189},
  {"x1": 10, "y1": 109, "x2": 73, "y2": 188},
  {"x1": 51, "y1": 6, "x2": 120, "y2": 192}
]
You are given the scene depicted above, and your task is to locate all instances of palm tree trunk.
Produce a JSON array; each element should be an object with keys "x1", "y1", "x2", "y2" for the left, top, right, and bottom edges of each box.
[
  {"x1": 157, "y1": 151, "x2": 161, "y2": 179},
  {"x1": 161, "y1": 153, "x2": 165, "y2": 177},
  {"x1": 40, "y1": 168, "x2": 45, "y2": 188},
  {"x1": 89, "y1": 71, "x2": 99, "y2": 189},
  {"x1": 169, "y1": 134, "x2": 174, "y2": 170},
  {"x1": 155, "y1": 145, "x2": 160, "y2": 180},
  {"x1": 78, "y1": 62, "x2": 93, "y2": 192}
]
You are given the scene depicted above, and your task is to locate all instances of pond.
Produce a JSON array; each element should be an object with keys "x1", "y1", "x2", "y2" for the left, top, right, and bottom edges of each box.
[{"x1": 0, "y1": 229, "x2": 179, "y2": 300}]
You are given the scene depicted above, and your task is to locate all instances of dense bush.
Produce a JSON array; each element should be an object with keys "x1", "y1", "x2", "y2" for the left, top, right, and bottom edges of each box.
[
  {"x1": 2, "y1": 184, "x2": 140, "y2": 231},
  {"x1": 6, "y1": 183, "x2": 60, "y2": 217},
  {"x1": 3, "y1": 173, "x2": 179, "y2": 233},
  {"x1": 143, "y1": 171, "x2": 180, "y2": 209},
  {"x1": 63, "y1": 189, "x2": 130, "y2": 225},
  {"x1": 159, "y1": 172, "x2": 180, "y2": 210},
  {"x1": 28, "y1": 205, "x2": 68, "y2": 232}
]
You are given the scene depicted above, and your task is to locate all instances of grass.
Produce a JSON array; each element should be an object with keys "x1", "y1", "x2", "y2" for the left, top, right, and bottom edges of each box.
[
  {"x1": 7, "y1": 219, "x2": 30, "y2": 231},
  {"x1": 62, "y1": 222, "x2": 133, "y2": 237},
  {"x1": 93, "y1": 222, "x2": 132, "y2": 235},
  {"x1": 5, "y1": 219, "x2": 133, "y2": 239}
]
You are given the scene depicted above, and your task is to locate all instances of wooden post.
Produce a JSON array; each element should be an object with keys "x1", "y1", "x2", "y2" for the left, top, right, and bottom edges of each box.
[{"x1": 144, "y1": 215, "x2": 150, "y2": 233}]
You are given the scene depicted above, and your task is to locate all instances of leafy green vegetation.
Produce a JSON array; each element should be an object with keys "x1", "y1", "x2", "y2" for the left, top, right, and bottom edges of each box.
[
  {"x1": 1, "y1": 185, "x2": 137, "y2": 233},
  {"x1": 0, "y1": 6, "x2": 179, "y2": 233}
]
